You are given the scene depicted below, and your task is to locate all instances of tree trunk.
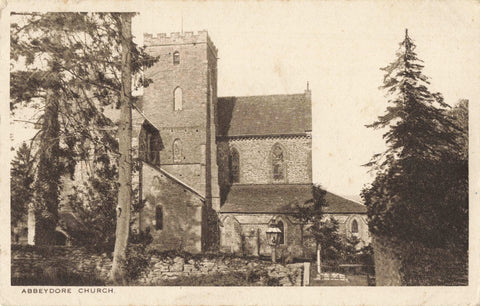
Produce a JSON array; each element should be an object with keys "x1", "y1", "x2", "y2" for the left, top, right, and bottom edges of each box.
[
  {"x1": 110, "y1": 13, "x2": 133, "y2": 285},
  {"x1": 34, "y1": 89, "x2": 60, "y2": 245}
]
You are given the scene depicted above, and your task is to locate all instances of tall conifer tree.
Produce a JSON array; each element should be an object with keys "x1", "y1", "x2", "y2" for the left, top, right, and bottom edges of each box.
[
  {"x1": 11, "y1": 143, "x2": 34, "y2": 229},
  {"x1": 362, "y1": 29, "x2": 465, "y2": 247}
]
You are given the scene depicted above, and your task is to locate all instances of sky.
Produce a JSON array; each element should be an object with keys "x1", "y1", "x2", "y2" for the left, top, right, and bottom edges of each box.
[
  {"x1": 131, "y1": 1, "x2": 480, "y2": 199},
  {"x1": 6, "y1": 1, "x2": 480, "y2": 200}
]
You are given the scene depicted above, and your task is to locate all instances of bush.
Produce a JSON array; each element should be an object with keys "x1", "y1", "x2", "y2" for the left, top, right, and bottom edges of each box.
[
  {"x1": 401, "y1": 243, "x2": 467, "y2": 286},
  {"x1": 125, "y1": 229, "x2": 155, "y2": 282},
  {"x1": 125, "y1": 243, "x2": 151, "y2": 282}
]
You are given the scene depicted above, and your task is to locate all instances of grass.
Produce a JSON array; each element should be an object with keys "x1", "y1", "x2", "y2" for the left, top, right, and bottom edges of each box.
[
  {"x1": 310, "y1": 274, "x2": 368, "y2": 286},
  {"x1": 148, "y1": 270, "x2": 281, "y2": 286},
  {"x1": 309, "y1": 263, "x2": 372, "y2": 286}
]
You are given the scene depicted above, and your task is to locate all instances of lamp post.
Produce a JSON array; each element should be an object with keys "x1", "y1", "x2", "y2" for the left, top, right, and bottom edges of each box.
[{"x1": 266, "y1": 225, "x2": 281, "y2": 263}]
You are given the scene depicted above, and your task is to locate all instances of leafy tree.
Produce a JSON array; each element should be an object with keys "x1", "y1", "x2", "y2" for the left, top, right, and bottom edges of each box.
[
  {"x1": 341, "y1": 235, "x2": 362, "y2": 263},
  {"x1": 10, "y1": 12, "x2": 157, "y2": 273},
  {"x1": 10, "y1": 142, "x2": 34, "y2": 228},
  {"x1": 65, "y1": 149, "x2": 118, "y2": 252},
  {"x1": 362, "y1": 29, "x2": 467, "y2": 249},
  {"x1": 10, "y1": 12, "x2": 121, "y2": 244},
  {"x1": 294, "y1": 185, "x2": 344, "y2": 263}
]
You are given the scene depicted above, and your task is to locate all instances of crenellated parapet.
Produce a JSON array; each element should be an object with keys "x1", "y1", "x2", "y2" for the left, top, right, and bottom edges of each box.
[{"x1": 144, "y1": 30, "x2": 218, "y2": 55}]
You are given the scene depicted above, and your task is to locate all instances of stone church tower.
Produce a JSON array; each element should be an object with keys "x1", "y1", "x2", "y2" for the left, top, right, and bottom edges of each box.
[{"x1": 133, "y1": 31, "x2": 220, "y2": 252}]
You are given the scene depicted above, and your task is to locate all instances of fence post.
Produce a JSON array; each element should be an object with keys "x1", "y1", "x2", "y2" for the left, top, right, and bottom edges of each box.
[{"x1": 303, "y1": 262, "x2": 310, "y2": 286}]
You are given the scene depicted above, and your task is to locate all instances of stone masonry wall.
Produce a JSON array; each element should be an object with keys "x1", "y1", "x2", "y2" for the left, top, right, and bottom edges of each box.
[
  {"x1": 141, "y1": 163, "x2": 204, "y2": 253},
  {"x1": 11, "y1": 246, "x2": 112, "y2": 281},
  {"x1": 143, "y1": 31, "x2": 216, "y2": 193},
  {"x1": 217, "y1": 136, "x2": 312, "y2": 185},
  {"x1": 12, "y1": 246, "x2": 305, "y2": 286},
  {"x1": 138, "y1": 255, "x2": 304, "y2": 286}
]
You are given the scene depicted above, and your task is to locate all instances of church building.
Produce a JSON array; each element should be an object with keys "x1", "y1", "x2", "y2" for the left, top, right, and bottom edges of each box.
[{"x1": 132, "y1": 31, "x2": 370, "y2": 257}]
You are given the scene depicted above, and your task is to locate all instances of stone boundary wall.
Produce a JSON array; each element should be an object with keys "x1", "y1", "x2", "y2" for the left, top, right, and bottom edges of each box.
[
  {"x1": 137, "y1": 255, "x2": 303, "y2": 286},
  {"x1": 11, "y1": 246, "x2": 304, "y2": 286},
  {"x1": 11, "y1": 246, "x2": 112, "y2": 281}
]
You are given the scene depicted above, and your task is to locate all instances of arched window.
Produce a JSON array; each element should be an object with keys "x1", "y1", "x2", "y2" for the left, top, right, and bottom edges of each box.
[
  {"x1": 173, "y1": 139, "x2": 182, "y2": 163},
  {"x1": 351, "y1": 219, "x2": 359, "y2": 234},
  {"x1": 174, "y1": 87, "x2": 183, "y2": 110},
  {"x1": 229, "y1": 148, "x2": 240, "y2": 183},
  {"x1": 155, "y1": 205, "x2": 163, "y2": 230},
  {"x1": 277, "y1": 220, "x2": 285, "y2": 245},
  {"x1": 271, "y1": 144, "x2": 285, "y2": 182},
  {"x1": 173, "y1": 51, "x2": 180, "y2": 65}
]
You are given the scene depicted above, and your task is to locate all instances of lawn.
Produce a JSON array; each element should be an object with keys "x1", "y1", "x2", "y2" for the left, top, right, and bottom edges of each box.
[
  {"x1": 310, "y1": 274, "x2": 368, "y2": 286},
  {"x1": 309, "y1": 263, "x2": 372, "y2": 286}
]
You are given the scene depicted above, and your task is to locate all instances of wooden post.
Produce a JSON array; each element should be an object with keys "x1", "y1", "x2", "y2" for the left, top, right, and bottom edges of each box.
[
  {"x1": 317, "y1": 243, "x2": 321, "y2": 274},
  {"x1": 272, "y1": 246, "x2": 277, "y2": 263},
  {"x1": 303, "y1": 262, "x2": 310, "y2": 286},
  {"x1": 256, "y1": 229, "x2": 260, "y2": 256}
]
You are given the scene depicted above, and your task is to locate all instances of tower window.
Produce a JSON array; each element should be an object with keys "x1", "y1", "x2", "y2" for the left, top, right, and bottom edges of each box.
[
  {"x1": 155, "y1": 205, "x2": 163, "y2": 230},
  {"x1": 351, "y1": 219, "x2": 359, "y2": 234},
  {"x1": 173, "y1": 51, "x2": 180, "y2": 65},
  {"x1": 272, "y1": 144, "x2": 286, "y2": 182},
  {"x1": 229, "y1": 148, "x2": 240, "y2": 183},
  {"x1": 174, "y1": 87, "x2": 183, "y2": 110},
  {"x1": 173, "y1": 139, "x2": 182, "y2": 163}
]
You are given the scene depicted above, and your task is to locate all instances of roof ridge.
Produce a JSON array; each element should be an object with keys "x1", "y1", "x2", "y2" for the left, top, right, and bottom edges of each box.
[
  {"x1": 326, "y1": 191, "x2": 366, "y2": 206},
  {"x1": 218, "y1": 93, "x2": 306, "y2": 100}
]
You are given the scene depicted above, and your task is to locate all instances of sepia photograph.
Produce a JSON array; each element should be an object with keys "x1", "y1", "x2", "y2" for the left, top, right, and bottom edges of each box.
[{"x1": 2, "y1": 0, "x2": 479, "y2": 305}]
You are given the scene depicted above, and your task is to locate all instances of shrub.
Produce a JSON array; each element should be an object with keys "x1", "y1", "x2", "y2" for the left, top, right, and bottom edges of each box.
[{"x1": 401, "y1": 243, "x2": 467, "y2": 286}]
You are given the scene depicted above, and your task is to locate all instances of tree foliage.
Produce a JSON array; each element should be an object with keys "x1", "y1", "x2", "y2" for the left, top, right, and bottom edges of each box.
[
  {"x1": 11, "y1": 142, "x2": 34, "y2": 228},
  {"x1": 362, "y1": 30, "x2": 468, "y2": 250},
  {"x1": 10, "y1": 12, "x2": 157, "y2": 245},
  {"x1": 65, "y1": 150, "x2": 118, "y2": 252},
  {"x1": 294, "y1": 184, "x2": 344, "y2": 261}
]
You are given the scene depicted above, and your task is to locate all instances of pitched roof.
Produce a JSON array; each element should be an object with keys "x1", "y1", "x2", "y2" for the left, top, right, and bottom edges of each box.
[
  {"x1": 219, "y1": 184, "x2": 366, "y2": 214},
  {"x1": 217, "y1": 93, "x2": 312, "y2": 137}
]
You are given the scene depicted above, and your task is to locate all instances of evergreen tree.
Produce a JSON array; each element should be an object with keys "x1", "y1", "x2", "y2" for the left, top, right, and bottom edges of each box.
[
  {"x1": 362, "y1": 29, "x2": 467, "y2": 248},
  {"x1": 10, "y1": 142, "x2": 34, "y2": 228},
  {"x1": 10, "y1": 12, "x2": 157, "y2": 249}
]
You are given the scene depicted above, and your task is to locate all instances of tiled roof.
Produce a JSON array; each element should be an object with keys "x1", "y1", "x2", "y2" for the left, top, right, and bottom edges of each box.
[
  {"x1": 217, "y1": 93, "x2": 312, "y2": 137},
  {"x1": 219, "y1": 184, "x2": 366, "y2": 214}
]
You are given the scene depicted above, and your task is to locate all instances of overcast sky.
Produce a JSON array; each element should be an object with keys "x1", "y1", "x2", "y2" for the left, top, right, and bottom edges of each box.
[{"x1": 131, "y1": 1, "x2": 480, "y2": 198}]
